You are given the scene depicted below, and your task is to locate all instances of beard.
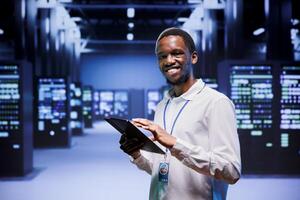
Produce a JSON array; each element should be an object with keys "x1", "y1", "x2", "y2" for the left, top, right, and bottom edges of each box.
[
  {"x1": 164, "y1": 65, "x2": 192, "y2": 86},
  {"x1": 165, "y1": 71, "x2": 190, "y2": 85}
]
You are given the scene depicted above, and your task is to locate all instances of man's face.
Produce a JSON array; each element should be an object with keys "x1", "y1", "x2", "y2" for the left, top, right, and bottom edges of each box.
[{"x1": 156, "y1": 35, "x2": 197, "y2": 85}]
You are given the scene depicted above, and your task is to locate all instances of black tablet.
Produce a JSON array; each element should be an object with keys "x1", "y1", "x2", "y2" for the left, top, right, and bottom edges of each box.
[{"x1": 105, "y1": 117, "x2": 165, "y2": 154}]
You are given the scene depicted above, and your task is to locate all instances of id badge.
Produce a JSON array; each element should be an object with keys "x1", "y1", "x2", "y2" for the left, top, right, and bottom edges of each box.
[{"x1": 158, "y1": 162, "x2": 169, "y2": 183}]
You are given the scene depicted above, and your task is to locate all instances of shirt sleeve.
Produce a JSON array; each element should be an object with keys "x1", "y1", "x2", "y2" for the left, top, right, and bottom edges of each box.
[
  {"x1": 130, "y1": 150, "x2": 153, "y2": 175},
  {"x1": 169, "y1": 97, "x2": 241, "y2": 184}
]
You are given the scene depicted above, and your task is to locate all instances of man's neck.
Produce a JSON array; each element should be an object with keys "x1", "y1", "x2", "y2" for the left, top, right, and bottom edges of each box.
[{"x1": 173, "y1": 77, "x2": 197, "y2": 97}]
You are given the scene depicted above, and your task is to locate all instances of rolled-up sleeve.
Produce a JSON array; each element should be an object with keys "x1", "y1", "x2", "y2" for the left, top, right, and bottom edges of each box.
[{"x1": 170, "y1": 97, "x2": 241, "y2": 184}]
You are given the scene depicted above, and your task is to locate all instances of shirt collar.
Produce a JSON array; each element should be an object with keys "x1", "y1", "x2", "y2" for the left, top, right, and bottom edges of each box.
[{"x1": 165, "y1": 79, "x2": 205, "y2": 101}]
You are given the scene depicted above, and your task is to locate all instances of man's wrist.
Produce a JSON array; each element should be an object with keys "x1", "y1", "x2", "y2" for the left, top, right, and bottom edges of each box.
[
  {"x1": 131, "y1": 151, "x2": 141, "y2": 159},
  {"x1": 166, "y1": 135, "x2": 177, "y2": 149}
]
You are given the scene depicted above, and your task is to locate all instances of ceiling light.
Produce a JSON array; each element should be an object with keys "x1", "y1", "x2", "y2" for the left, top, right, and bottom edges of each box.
[
  {"x1": 72, "y1": 17, "x2": 82, "y2": 22},
  {"x1": 59, "y1": 0, "x2": 73, "y2": 2},
  {"x1": 188, "y1": 0, "x2": 201, "y2": 3},
  {"x1": 291, "y1": 19, "x2": 299, "y2": 26},
  {"x1": 177, "y1": 17, "x2": 189, "y2": 22},
  {"x1": 0, "y1": 29, "x2": 4, "y2": 35},
  {"x1": 128, "y1": 22, "x2": 134, "y2": 29},
  {"x1": 55, "y1": 37, "x2": 60, "y2": 51},
  {"x1": 127, "y1": 8, "x2": 135, "y2": 18},
  {"x1": 127, "y1": 33, "x2": 134, "y2": 41},
  {"x1": 233, "y1": 0, "x2": 237, "y2": 20},
  {"x1": 253, "y1": 28, "x2": 265, "y2": 36},
  {"x1": 21, "y1": 0, "x2": 26, "y2": 19},
  {"x1": 45, "y1": 17, "x2": 50, "y2": 34},
  {"x1": 264, "y1": 0, "x2": 269, "y2": 16},
  {"x1": 80, "y1": 48, "x2": 94, "y2": 53}
]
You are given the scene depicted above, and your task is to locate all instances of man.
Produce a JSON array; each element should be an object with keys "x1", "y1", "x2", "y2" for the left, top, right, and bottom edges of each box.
[{"x1": 119, "y1": 27, "x2": 241, "y2": 200}]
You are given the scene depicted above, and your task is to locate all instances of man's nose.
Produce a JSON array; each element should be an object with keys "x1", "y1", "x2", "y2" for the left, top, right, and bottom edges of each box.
[{"x1": 166, "y1": 54, "x2": 176, "y2": 65}]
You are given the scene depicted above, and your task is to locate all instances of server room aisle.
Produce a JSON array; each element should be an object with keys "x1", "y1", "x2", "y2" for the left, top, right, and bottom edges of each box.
[
  {"x1": 0, "y1": 121, "x2": 299, "y2": 200},
  {"x1": 0, "y1": 122, "x2": 150, "y2": 200}
]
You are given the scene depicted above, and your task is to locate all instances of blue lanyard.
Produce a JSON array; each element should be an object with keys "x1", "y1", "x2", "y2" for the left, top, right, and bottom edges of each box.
[
  {"x1": 163, "y1": 98, "x2": 189, "y2": 158},
  {"x1": 162, "y1": 83, "x2": 205, "y2": 158},
  {"x1": 163, "y1": 99, "x2": 190, "y2": 135},
  {"x1": 163, "y1": 82, "x2": 205, "y2": 132}
]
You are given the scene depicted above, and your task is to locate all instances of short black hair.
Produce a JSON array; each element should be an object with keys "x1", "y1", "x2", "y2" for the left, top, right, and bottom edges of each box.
[{"x1": 155, "y1": 27, "x2": 196, "y2": 54}]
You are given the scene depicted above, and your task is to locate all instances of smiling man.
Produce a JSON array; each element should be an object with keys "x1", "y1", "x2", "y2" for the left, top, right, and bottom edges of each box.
[{"x1": 119, "y1": 27, "x2": 241, "y2": 200}]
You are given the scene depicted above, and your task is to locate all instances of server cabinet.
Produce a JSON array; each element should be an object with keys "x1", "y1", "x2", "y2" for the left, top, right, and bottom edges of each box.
[
  {"x1": 218, "y1": 60, "x2": 300, "y2": 174},
  {"x1": 82, "y1": 85, "x2": 93, "y2": 128},
  {"x1": 114, "y1": 90, "x2": 130, "y2": 119},
  {"x1": 93, "y1": 90, "x2": 100, "y2": 120},
  {"x1": 99, "y1": 90, "x2": 114, "y2": 119},
  {"x1": 146, "y1": 90, "x2": 162, "y2": 120},
  {"x1": 278, "y1": 64, "x2": 300, "y2": 173},
  {"x1": 202, "y1": 78, "x2": 218, "y2": 90},
  {"x1": 70, "y1": 82, "x2": 83, "y2": 135},
  {"x1": 34, "y1": 77, "x2": 71, "y2": 147},
  {"x1": 0, "y1": 61, "x2": 33, "y2": 176}
]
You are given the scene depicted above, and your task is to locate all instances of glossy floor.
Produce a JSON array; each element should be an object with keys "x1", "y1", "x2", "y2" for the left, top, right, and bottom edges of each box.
[{"x1": 0, "y1": 122, "x2": 299, "y2": 200}]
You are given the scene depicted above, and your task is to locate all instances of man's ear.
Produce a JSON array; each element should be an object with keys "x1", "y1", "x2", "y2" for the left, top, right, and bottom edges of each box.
[{"x1": 191, "y1": 51, "x2": 198, "y2": 64}]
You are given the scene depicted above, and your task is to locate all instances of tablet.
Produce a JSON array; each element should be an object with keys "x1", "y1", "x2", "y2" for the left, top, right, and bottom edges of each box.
[{"x1": 105, "y1": 117, "x2": 165, "y2": 154}]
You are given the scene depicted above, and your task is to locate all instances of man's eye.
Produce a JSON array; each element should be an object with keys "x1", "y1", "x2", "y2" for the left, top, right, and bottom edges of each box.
[
  {"x1": 159, "y1": 55, "x2": 167, "y2": 59},
  {"x1": 173, "y1": 52, "x2": 183, "y2": 57}
]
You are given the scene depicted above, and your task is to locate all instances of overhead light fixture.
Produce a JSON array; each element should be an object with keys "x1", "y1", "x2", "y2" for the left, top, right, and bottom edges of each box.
[
  {"x1": 55, "y1": 37, "x2": 60, "y2": 51},
  {"x1": 264, "y1": 0, "x2": 269, "y2": 17},
  {"x1": 233, "y1": 0, "x2": 237, "y2": 20},
  {"x1": 177, "y1": 17, "x2": 189, "y2": 22},
  {"x1": 127, "y1": 8, "x2": 135, "y2": 18},
  {"x1": 45, "y1": 17, "x2": 50, "y2": 34},
  {"x1": 0, "y1": 28, "x2": 4, "y2": 35},
  {"x1": 291, "y1": 19, "x2": 299, "y2": 26},
  {"x1": 72, "y1": 17, "x2": 82, "y2": 22},
  {"x1": 253, "y1": 28, "x2": 265, "y2": 36},
  {"x1": 21, "y1": 0, "x2": 26, "y2": 19},
  {"x1": 128, "y1": 22, "x2": 134, "y2": 29},
  {"x1": 188, "y1": 0, "x2": 201, "y2": 3},
  {"x1": 127, "y1": 33, "x2": 134, "y2": 41},
  {"x1": 58, "y1": 0, "x2": 73, "y2": 2},
  {"x1": 80, "y1": 48, "x2": 94, "y2": 53}
]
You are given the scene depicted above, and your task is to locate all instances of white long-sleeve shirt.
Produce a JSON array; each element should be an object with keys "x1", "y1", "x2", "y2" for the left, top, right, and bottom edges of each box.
[{"x1": 132, "y1": 79, "x2": 241, "y2": 200}]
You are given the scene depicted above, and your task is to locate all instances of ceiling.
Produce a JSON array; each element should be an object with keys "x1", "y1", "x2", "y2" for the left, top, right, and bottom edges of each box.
[
  {"x1": 0, "y1": 0, "x2": 299, "y2": 54},
  {"x1": 62, "y1": 0, "x2": 197, "y2": 45},
  {"x1": 0, "y1": 0, "x2": 14, "y2": 43}
]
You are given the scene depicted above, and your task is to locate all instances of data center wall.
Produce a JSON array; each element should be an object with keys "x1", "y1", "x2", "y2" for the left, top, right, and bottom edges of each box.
[{"x1": 80, "y1": 53, "x2": 166, "y2": 90}]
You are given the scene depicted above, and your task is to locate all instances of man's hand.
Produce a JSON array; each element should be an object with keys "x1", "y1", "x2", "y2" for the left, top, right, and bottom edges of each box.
[
  {"x1": 132, "y1": 118, "x2": 176, "y2": 148},
  {"x1": 119, "y1": 134, "x2": 143, "y2": 159}
]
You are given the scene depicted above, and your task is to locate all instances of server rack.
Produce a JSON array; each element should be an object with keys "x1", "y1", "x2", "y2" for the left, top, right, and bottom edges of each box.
[
  {"x1": 34, "y1": 77, "x2": 71, "y2": 147},
  {"x1": 99, "y1": 90, "x2": 114, "y2": 119},
  {"x1": 113, "y1": 90, "x2": 130, "y2": 119},
  {"x1": 70, "y1": 82, "x2": 83, "y2": 135},
  {"x1": 82, "y1": 85, "x2": 93, "y2": 128},
  {"x1": 0, "y1": 60, "x2": 33, "y2": 176},
  {"x1": 218, "y1": 60, "x2": 300, "y2": 174},
  {"x1": 93, "y1": 90, "x2": 100, "y2": 120},
  {"x1": 146, "y1": 90, "x2": 162, "y2": 120}
]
